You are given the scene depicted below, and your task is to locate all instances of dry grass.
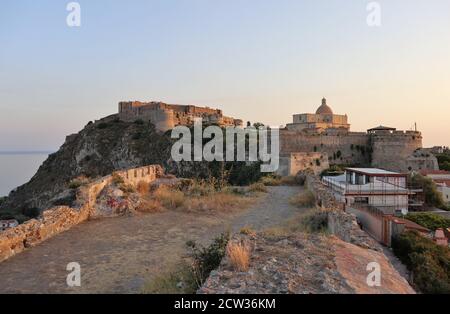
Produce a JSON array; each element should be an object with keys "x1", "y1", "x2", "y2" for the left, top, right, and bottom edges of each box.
[
  {"x1": 184, "y1": 192, "x2": 253, "y2": 212},
  {"x1": 248, "y1": 182, "x2": 268, "y2": 193},
  {"x1": 240, "y1": 226, "x2": 257, "y2": 237},
  {"x1": 226, "y1": 242, "x2": 250, "y2": 272},
  {"x1": 289, "y1": 190, "x2": 316, "y2": 208},
  {"x1": 153, "y1": 185, "x2": 186, "y2": 209},
  {"x1": 137, "y1": 180, "x2": 150, "y2": 195},
  {"x1": 136, "y1": 198, "x2": 162, "y2": 213}
]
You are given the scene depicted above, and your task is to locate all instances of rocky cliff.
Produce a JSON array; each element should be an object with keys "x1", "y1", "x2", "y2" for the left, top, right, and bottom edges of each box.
[
  {"x1": 0, "y1": 115, "x2": 174, "y2": 219},
  {"x1": 0, "y1": 115, "x2": 262, "y2": 220}
]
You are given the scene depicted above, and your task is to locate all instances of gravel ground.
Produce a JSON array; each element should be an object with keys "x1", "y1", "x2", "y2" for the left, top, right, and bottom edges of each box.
[{"x1": 0, "y1": 186, "x2": 304, "y2": 293}]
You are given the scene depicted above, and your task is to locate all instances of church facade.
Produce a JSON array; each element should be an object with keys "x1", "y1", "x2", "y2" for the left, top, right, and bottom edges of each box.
[{"x1": 286, "y1": 98, "x2": 350, "y2": 133}]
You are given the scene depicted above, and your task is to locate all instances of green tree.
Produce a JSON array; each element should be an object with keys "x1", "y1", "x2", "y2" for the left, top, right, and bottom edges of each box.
[{"x1": 409, "y1": 174, "x2": 446, "y2": 209}]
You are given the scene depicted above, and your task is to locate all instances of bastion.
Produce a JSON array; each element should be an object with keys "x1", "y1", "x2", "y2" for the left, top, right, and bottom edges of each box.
[{"x1": 118, "y1": 101, "x2": 243, "y2": 132}]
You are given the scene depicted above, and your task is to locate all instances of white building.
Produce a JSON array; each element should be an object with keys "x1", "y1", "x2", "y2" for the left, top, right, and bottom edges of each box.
[
  {"x1": 0, "y1": 219, "x2": 19, "y2": 232},
  {"x1": 323, "y1": 168, "x2": 411, "y2": 216},
  {"x1": 323, "y1": 168, "x2": 421, "y2": 246}
]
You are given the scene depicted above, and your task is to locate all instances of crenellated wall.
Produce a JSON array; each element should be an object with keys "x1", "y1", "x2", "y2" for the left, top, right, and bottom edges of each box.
[
  {"x1": 118, "y1": 101, "x2": 243, "y2": 132},
  {"x1": 0, "y1": 165, "x2": 164, "y2": 263},
  {"x1": 371, "y1": 131, "x2": 423, "y2": 172}
]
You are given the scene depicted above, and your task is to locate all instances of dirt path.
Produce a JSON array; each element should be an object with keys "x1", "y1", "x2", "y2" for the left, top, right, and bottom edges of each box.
[{"x1": 0, "y1": 186, "x2": 305, "y2": 294}]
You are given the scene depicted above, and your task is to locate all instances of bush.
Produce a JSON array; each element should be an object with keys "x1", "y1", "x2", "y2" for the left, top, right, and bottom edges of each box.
[
  {"x1": 0, "y1": 197, "x2": 6, "y2": 207},
  {"x1": 119, "y1": 183, "x2": 135, "y2": 194},
  {"x1": 186, "y1": 232, "x2": 230, "y2": 287},
  {"x1": 409, "y1": 174, "x2": 446, "y2": 209},
  {"x1": 405, "y1": 212, "x2": 450, "y2": 231},
  {"x1": 112, "y1": 173, "x2": 125, "y2": 185},
  {"x1": 22, "y1": 207, "x2": 40, "y2": 218},
  {"x1": 301, "y1": 210, "x2": 329, "y2": 233},
  {"x1": 391, "y1": 231, "x2": 450, "y2": 294},
  {"x1": 259, "y1": 175, "x2": 282, "y2": 186}
]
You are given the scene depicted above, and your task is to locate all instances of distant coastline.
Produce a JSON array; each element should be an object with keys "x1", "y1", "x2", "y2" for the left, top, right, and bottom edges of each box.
[{"x1": 0, "y1": 151, "x2": 55, "y2": 155}]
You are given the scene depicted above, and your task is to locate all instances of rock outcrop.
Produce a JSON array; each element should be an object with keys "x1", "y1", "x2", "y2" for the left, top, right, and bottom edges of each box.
[{"x1": 199, "y1": 233, "x2": 414, "y2": 294}]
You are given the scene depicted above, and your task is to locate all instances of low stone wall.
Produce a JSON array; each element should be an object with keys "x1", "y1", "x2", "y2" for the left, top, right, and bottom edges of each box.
[
  {"x1": 305, "y1": 173, "x2": 382, "y2": 251},
  {"x1": 0, "y1": 165, "x2": 163, "y2": 263}
]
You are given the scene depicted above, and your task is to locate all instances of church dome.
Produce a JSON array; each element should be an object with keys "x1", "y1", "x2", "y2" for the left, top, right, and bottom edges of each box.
[{"x1": 316, "y1": 98, "x2": 333, "y2": 115}]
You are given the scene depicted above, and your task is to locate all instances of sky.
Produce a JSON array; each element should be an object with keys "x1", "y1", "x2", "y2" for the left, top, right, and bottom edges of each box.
[{"x1": 1, "y1": 0, "x2": 450, "y2": 151}]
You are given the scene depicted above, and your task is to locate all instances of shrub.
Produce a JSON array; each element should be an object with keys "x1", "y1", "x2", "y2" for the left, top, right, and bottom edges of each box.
[
  {"x1": 289, "y1": 191, "x2": 316, "y2": 208},
  {"x1": 112, "y1": 173, "x2": 125, "y2": 185},
  {"x1": 409, "y1": 174, "x2": 446, "y2": 209},
  {"x1": 22, "y1": 207, "x2": 40, "y2": 219},
  {"x1": 0, "y1": 197, "x2": 6, "y2": 207},
  {"x1": 119, "y1": 183, "x2": 135, "y2": 194},
  {"x1": 391, "y1": 231, "x2": 450, "y2": 294},
  {"x1": 226, "y1": 242, "x2": 250, "y2": 272},
  {"x1": 186, "y1": 232, "x2": 230, "y2": 287},
  {"x1": 141, "y1": 262, "x2": 198, "y2": 294},
  {"x1": 154, "y1": 186, "x2": 185, "y2": 209},
  {"x1": 68, "y1": 177, "x2": 85, "y2": 189},
  {"x1": 301, "y1": 210, "x2": 329, "y2": 233},
  {"x1": 405, "y1": 212, "x2": 450, "y2": 231},
  {"x1": 260, "y1": 175, "x2": 282, "y2": 186},
  {"x1": 248, "y1": 182, "x2": 268, "y2": 193}
]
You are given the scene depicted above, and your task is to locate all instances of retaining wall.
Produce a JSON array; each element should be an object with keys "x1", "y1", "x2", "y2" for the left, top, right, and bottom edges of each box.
[{"x1": 0, "y1": 165, "x2": 163, "y2": 263}]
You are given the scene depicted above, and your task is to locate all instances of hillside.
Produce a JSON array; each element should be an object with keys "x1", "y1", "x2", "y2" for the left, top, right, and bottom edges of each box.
[{"x1": 0, "y1": 115, "x2": 262, "y2": 221}]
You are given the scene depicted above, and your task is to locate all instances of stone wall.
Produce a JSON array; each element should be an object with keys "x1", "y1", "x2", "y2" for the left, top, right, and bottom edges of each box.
[
  {"x1": 371, "y1": 131, "x2": 423, "y2": 172},
  {"x1": 118, "y1": 101, "x2": 243, "y2": 132},
  {"x1": 305, "y1": 173, "x2": 383, "y2": 251},
  {"x1": 277, "y1": 152, "x2": 329, "y2": 176},
  {"x1": 280, "y1": 130, "x2": 371, "y2": 166},
  {"x1": 0, "y1": 165, "x2": 163, "y2": 263}
]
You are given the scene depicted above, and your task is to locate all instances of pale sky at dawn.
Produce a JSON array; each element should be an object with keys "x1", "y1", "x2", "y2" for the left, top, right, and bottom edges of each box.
[{"x1": 1, "y1": 0, "x2": 450, "y2": 150}]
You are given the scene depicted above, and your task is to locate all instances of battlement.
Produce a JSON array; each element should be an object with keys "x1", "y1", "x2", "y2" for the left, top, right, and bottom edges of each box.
[{"x1": 118, "y1": 101, "x2": 243, "y2": 132}]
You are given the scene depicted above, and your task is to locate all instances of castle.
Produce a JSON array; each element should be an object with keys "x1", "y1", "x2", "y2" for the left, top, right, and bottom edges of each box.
[
  {"x1": 118, "y1": 101, "x2": 243, "y2": 132},
  {"x1": 280, "y1": 98, "x2": 439, "y2": 173},
  {"x1": 117, "y1": 98, "x2": 439, "y2": 173}
]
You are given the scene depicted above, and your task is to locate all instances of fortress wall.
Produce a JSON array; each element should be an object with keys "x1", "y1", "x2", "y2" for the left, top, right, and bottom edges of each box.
[
  {"x1": 371, "y1": 132, "x2": 422, "y2": 172},
  {"x1": 0, "y1": 165, "x2": 164, "y2": 263},
  {"x1": 277, "y1": 152, "x2": 329, "y2": 176},
  {"x1": 280, "y1": 131, "x2": 371, "y2": 166}
]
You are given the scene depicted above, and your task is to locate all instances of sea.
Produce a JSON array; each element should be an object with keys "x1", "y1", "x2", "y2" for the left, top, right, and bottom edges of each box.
[{"x1": 0, "y1": 152, "x2": 52, "y2": 197}]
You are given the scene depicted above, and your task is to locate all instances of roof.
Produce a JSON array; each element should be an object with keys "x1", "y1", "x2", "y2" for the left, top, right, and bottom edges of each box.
[
  {"x1": 367, "y1": 125, "x2": 397, "y2": 132},
  {"x1": 346, "y1": 168, "x2": 405, "y2": 176},
  {"x1": 388, "y1": 217, "x2": 430, "y2": 233},
  {"x1": 433, "y1": 179, "x2": 450, "y2": 187},
  {"x1": 419, "y1": 170, "x2": 450, "y2": 176},
  {"x1": 316, "y1": 98, "x2": 333, "y2": 115}
]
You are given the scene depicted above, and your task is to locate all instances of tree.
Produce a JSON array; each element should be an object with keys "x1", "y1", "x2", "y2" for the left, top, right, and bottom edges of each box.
[{"x1": 409, "y1": 174, "x2": 446, "y2": 209}]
